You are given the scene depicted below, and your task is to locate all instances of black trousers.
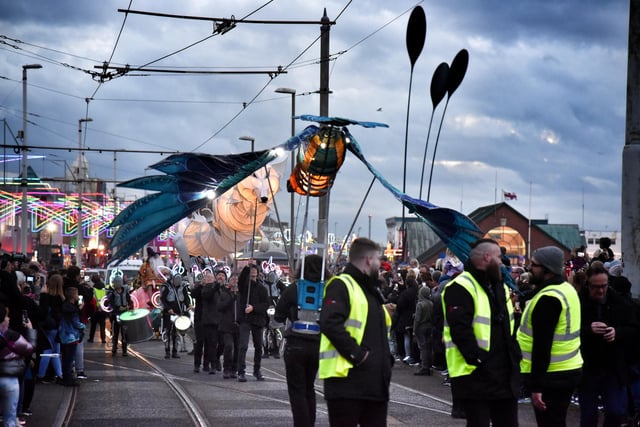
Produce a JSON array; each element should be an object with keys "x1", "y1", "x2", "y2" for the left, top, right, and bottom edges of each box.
[
  {"x1": 283, "y1": 337, "x2": 320, "y2": 427},
  {"x1": 202, "y1": 324, "x2": 219, "y2": 368},
  {"x1": 237, "y1": 322, "x2": 263, "y2": 375},
  {"x1": 222, "y1": 330, "x2": 239, "y2": 373},
  {"x1": 111, "y1": 314, "x2": 127, "y2": 353},
  {"x1": 193, "y1": 322, "x2": 205, "y2": 368},
  {"x1": 532, "y1": 387, "x2": 574, "y2": 427},
  {"x1": 326, "y1": 398, "x2": 388, "y2": 427},
  {"x1": 459, "y1": 397, "x2": 518, "y2": 427},
  {"x1": 162, "y1": 313, "x2": 178, "y2": 354},
  {"x1": 89, "y1": 311, "x2": 106, "y2": 342}
]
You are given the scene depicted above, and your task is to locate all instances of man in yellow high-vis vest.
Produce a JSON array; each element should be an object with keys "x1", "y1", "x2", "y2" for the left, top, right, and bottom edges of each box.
[
  {"x1": 318, "y1": 238, "x2": 393, "y2": 427},
  {"x1": 442, "y1": 238, "x2": 521, "y2": 427},
  {"x1": 516, "y1": 246, "x2": 582, "y2": 426}
]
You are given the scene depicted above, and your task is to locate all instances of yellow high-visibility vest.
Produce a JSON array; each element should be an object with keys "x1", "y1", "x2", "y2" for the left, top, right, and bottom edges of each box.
[
  {"x1": 318, "y1": 274, "x2": 391, "y2": 379},
  {"x1": 442, "y1": 272, "x2": 515, "y2": 378},
  {"x1": 517, "y1": 281, "x2": 582, "y2": 373}
]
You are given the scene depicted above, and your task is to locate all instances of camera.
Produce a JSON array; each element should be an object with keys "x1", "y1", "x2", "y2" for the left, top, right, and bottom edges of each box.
[
  {"x1": 84, "y1": 275, "x2": 90, "y2": 283},
  {"x1": 78, "y1": 295, "x2": 84, "y2": 305},
  {"x1": 26, "y1": 275, "x2": 34, "y2": 283}
]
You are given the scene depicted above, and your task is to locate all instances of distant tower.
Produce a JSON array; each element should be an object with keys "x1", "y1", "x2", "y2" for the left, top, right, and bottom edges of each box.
[{"x1": 67, "y1": 152, "x2": 90, "y2": 193}]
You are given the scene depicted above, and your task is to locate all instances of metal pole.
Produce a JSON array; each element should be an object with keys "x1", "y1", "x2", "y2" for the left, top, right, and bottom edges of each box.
[
  {"x1": 76, "y1": 118, "x2": 92, "y2": 267},
  {"x1": 317, "y1": 9, "x2": 331, "y2": 250},
  {"x1": 275, "y1": 87, "x2": 297, "y2": 274},
  {"x1": 622, "y1": 0, "x2": 640, "y2": 295},
  {"x1": 20, "y1": 64, "x2": 42, "y2": 256}
]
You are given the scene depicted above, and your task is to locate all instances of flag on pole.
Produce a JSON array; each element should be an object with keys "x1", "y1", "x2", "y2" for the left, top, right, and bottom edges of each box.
[{"x1": 503, "y1": 191, "x2": 517, "y2": 201}]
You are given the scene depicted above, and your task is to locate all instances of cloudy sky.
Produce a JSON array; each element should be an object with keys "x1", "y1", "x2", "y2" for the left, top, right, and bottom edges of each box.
[{"x1": 0, "y1": 0, "x2": 629, "y2": 246}]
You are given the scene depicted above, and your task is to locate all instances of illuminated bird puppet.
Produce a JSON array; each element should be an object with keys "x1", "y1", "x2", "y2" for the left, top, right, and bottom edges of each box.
[{"x1": 109, "y1": 115, "x2": 481, "y2": 265}]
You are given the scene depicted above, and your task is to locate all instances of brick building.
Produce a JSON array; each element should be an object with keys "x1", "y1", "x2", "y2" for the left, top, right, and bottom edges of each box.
[{"x1": 418, "y1": 202, "x2": 585, "y2": 267}]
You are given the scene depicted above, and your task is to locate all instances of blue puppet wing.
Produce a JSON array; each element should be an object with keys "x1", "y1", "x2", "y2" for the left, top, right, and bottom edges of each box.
[{"x1": 344, "y1": 128, "x2": 482, "y2": 262}]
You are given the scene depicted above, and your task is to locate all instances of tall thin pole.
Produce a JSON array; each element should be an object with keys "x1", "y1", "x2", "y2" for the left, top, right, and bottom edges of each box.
[
  {"x1": 317, "y1": 9, "x2": 330, "y2": 251},
  {"x1": 527, "y1": 181, "x2": 532, "y2": 262},
  {"x1": 20, "y1": 64, "x2": 42, "y2": 256},
  {"x1": 76, "y1": 118, "x2": 92, "y2": 267},
  {"x1": 622, "y1": 0, "x2": 640, "y2": 295},
  {"x1": 275, "y1": 87, "x2": 297, "y2": 275}
]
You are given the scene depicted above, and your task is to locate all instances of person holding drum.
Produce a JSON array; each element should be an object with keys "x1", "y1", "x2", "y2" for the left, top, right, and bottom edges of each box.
[
  {"x1": 107, "y1": 277, "x2": 132, "y2": 356},
  {"x1": 160, "y1": 274, "x2": 192, "y2": 359}
]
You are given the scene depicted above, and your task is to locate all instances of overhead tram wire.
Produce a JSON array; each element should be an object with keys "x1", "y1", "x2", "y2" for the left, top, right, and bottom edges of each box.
[
  {"x1": 0, "y1": 144, "x2": 182, "y2": 156},
  {"x1": 112, "y1": 0, "x2": 275, "y2": 77}
]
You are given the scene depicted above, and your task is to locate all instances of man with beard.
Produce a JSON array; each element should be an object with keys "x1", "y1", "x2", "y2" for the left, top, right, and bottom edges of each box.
[
  {"x1": 318, "y1": 238, "x2": 393, "y2": 427},
  {"x1": 516, "y1": 246, "x2": 582, "y2": 427},
  {"x1": 442, "y1": 238, "x2": 521, "y2": 427}
]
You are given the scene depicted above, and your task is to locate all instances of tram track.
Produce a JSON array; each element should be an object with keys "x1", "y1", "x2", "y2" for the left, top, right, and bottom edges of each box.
[
  {"x1": 128, "y1": 348, "x2": 211, "y2": 427},
  {"x1": 52, "y1": 341, "x2": 463, "y2": 426}
]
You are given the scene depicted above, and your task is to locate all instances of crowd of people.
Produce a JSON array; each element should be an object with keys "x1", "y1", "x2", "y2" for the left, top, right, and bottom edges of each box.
[{"x1": 1, "y1": 235, "x2": 639, "y2": 427}]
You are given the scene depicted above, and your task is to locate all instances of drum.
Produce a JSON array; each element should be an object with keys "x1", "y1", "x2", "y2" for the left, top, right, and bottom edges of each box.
[
  {"x1": 174, "y1": 315, "x2": 191, "y2": 334},
  {"x1": 119, "y1": 308, "x2": 154, "y2": 343}
]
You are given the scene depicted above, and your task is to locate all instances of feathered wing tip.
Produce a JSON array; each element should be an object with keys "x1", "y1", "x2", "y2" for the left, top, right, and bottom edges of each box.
[
  {"x1": 345, "y1": 129, "x2": 481, "y2": 262},
  {"x1": 296, "y1": 115, "x2": 389, "y2": 129}
]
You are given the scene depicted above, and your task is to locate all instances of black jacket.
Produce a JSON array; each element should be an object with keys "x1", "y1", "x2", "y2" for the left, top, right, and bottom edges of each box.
[
  {"x1": 580, "y1": 287, "x2": 640, "y2": 386},
  {"x1": 217, "y1": 285, "x2": 238, "y2": 333},
  {"x1": 443, "y1": 261, "x2": 521, "y2": 400},
  {"x1": 200, "y1": 283, "x2": 221, "y2": 326},
  {"x1": 237, "y1": 267, "x2": 268, "y2": 327},
  {"x1": 394, "y1": 279, "x2": 419, "y2": 331},
  {"x1": 318, "y1": 264, "x2": 392, "y2": 402}
]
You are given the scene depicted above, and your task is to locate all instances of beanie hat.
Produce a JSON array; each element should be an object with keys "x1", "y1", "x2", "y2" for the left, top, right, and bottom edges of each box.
[
  {"x1": 214, "y1": 268, "x2": 227, "y2": 280},
  {"x1": 532, "y1": 246, "x2": 565, "y2": 275}
]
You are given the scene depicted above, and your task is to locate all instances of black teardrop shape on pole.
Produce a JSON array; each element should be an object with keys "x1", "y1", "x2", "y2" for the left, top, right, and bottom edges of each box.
[
  {"x1": 430, "y1": 62, "x2": 449, "y2": 109},
  {"x1": 406, "y1": 6, "x2": 427, "y2": 69},
  {"x1": 447, "y1": 49, "x2": 469, "y2": 97}
]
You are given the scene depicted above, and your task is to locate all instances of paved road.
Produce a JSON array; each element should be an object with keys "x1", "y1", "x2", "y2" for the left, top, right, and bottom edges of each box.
[{"x1": 30, "y1": 337, "x2": 581, "y2": 426}]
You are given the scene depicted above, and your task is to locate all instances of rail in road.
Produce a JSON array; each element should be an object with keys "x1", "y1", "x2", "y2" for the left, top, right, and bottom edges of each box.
[{"x1": 41, "y1": 338, "x2": 577, "y2": 426}]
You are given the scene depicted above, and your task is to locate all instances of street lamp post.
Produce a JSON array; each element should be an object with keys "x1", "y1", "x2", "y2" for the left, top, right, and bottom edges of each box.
[
  {"x1": 238, "y1": 135, "x2": 255, "y2": 153},
  {"x1": 76, "y1": 118, "x2": 92, "y2": 268},
  {"x1": 20, "y1": 64, "x2": 42, "y2": 256},
  {"x1": 275, "y1": 87, "x2": 296, "y2": 274}
]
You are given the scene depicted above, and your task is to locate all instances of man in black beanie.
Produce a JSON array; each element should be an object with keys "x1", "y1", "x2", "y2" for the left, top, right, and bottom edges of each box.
[{"x1": 516, "y1": 246, "x2": 582, "y2": 426}]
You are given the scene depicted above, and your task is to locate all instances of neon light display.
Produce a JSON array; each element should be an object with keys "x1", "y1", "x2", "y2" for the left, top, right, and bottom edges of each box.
[{"x1": 0, "y1": 189, "x2": 176, "y2": 239}]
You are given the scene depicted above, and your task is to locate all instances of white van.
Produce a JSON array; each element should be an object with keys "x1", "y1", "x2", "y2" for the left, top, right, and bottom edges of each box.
[{"x1": 106, "y1": 259, "x2": 143, "y2": 286}]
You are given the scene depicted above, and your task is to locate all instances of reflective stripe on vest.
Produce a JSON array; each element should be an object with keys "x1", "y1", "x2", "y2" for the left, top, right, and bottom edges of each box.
[
  {"x1": 442, "y1": 272, "x2": 515, "y2": 378},
  {"x1": 516, "y1": 281, "x2": 583, "y2": 373},
  {"x1": 318, "y1": 274, "x2": 391, "y2": 379}
]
